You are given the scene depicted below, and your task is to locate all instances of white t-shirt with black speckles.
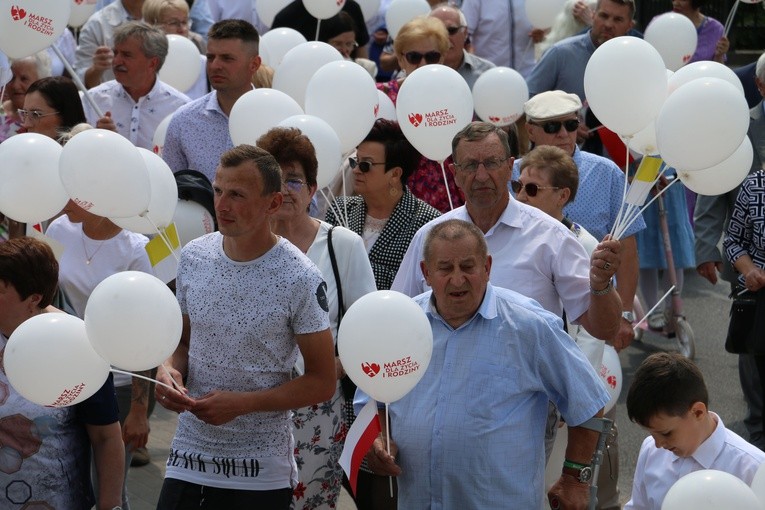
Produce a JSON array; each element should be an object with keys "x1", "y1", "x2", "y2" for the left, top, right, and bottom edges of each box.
[{"x1": 166, "y1": 233, "x2": 330, "y2": 490}]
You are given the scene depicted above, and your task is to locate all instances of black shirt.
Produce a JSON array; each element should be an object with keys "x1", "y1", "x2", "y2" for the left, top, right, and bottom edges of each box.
[{"x1": 272, "y1": 0, "x2": 370, "y2": 47}]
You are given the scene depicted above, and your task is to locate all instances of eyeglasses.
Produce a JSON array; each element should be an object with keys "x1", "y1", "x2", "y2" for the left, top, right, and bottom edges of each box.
[
  {"x1": 17, "y1": 109, "x2": 59, "y2": 123},
  {"x1": 453, "y1": 157, "x2": 508, "y2": 173},
  {"x1": 446, "y1": 25, "x2": 465, "y2": 35},
  {"x1": 510, "y1": 180, "x2": 560, "y2": 197},
  {"x1": 349, "y1": 157, "x2": 385, "y2": 173},
  {"x1": 403, "y1": 51, "x2": 442, "y2": 65},
  {"x1": 529, "y1": 119, "x2": 580, "y2": 134},
  {"x1": 330, "y1": 40, "x2": 359, "y2": 52},
  {"x1": 282, "y1": 178, "x2": 307, "y2": 193},
  {"x1": 161, "y1": 18, "x2": 191, "y2": 29}
]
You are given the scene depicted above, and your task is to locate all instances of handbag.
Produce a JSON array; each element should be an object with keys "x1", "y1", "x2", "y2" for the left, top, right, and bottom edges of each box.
[
  {"x1": 725, "y1": 288, "x2": 765, "y2": 355},
  {"x1": 327, "y1": 226, "x2": 358, "y2": 426}
]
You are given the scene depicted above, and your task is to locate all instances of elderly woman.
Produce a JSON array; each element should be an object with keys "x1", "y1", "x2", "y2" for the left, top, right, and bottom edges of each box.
[
  {"x1": 0, "y1": 237, "x2": 124, "y2": 509},
  {"x1": 259, "y1": 127, "x2": 376, "y2": 510},
  {"x1": 326, "y1": 119, "x2": 442, "y2": 291},
  {"x1": 377, "y1": 16, "x2": 462, "y2": 213},
  {"x1": 1, "y1": 50, "x2": 51, "y2": 142},
  {"x1": 724, "y1": 168, "x2": 765, "y2": 447},
  {"x1": 142, "y1": 0, "x2": 209, "y2": 99}
]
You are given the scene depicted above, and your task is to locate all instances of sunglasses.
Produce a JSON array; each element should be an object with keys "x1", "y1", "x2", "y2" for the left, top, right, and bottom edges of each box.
[
  {"x1": 404, "y1": 51, "x2": 442, "y2": 65},
  {"x1": 17, "y1": 108, "x2": 59, "y2": 123},
  {"x1": 349, "y1": 157, "x2": 385, "y2": 173},
  {"x1": 446, "y1": 25, "x2": 465, "y2": 35},
  {"x1": 511, "y1": 180, "x2": 560, "y2": 197},
  {"x1": 530, "y1": 119, "x2": 580, "y2": 134}
]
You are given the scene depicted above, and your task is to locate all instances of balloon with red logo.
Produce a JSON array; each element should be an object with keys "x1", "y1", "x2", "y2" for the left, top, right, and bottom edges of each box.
[
  {"x1": 68, "y1": 0, "x2": 97, "y2": 28},
  {"x1": 599, "y1": 345, "x2": 622, "y2": 414},
  {"x1": 303, "y1": 0, "x2": 345, "y2": 21},
  {"x1": 0, "y1": 0, "x2": 72, "y2": 58},
  {"x1": 338, "y1": 290, "x2": 433, "y2": 404}
]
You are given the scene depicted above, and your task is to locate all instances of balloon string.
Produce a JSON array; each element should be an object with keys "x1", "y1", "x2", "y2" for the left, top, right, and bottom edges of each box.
[
  {"x1": 320, "y1": 189, "x2": 349, "y2": 228},
  {"x1": 632, "y1": 285, "x2": 676, "y2": 332},
  {"x1": 159, "y1": 363, "x2": 185, "y2": 392},
  {"x1": 386, "y1": 403, "x2": 393, "y2": 498},
  {"x1": 315, "y1": 19, "x2": 321, "y2": 41},
  {"x1": 609, "y1": 136, "x2": 633, "y2": 239},
  {"x1": 50, "y1": 45, "x2": 104, "y2": 118},
  {"x1": 616, "y1": 177, "x2": 677, "y2": 239},
  {"x1": 439, "y1": 160, "x2": 455, "y2": 211},
  {"x1": 146, "y1": 214, "x2": 180, "y2": 262},
  {"x1": 723, "y1": 0, "x2": 740, "y2": 37},
  {"x1": 110, "y1": 368, "x2": 175, "y2": 391}
]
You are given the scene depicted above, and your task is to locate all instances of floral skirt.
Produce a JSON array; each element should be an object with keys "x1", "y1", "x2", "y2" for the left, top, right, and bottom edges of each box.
[{"x1": 291, "y1": 383, "x2": 349, "y2": 510}]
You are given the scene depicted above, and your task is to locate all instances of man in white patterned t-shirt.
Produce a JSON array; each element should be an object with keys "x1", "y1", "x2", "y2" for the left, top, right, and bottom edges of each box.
[{"x1": 155, "y1": 144, "x2": 336, "y2": 508}]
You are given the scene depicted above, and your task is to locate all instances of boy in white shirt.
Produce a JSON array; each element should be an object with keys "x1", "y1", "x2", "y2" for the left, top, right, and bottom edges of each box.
[{"x1": 625, "y1": 352, "x2": 765, "y2": 510}]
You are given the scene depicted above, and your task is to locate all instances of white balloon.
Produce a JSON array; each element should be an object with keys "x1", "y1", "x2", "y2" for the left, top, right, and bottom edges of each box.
[
  {"x1": 661, "y1": 470, "x2": 761, "y2": 510},
  {"x1": 657, "y1": 77, "x2": 750, "y2": 171},
  {"x1": 396, "y1": 64, "x2": 474, "y2": 161},
  {"x1": 584, "y1": 36, "x2": 668, "y2": 136},
  {"x1": 0, "y1": 133, "x2": 68, "y2": 223},
  {"x1": 376, "y1": 89, "x2": 397, "y2": 121},
  {"x1": 172, "y1": 199, "x2": 215, "y2": 247},
  {"x1": 749, "y1": 461, "x2": 765, "y2": 505},
  {"x1": 111, "y1": 149, "x2": 179, "y2": 234},
  {"x1": 357, "y1": 0, "x2": 381, "y2": 21},
  {"x1": 272, "y1": 41, "x2": 343, "y2": 108},
  {"x1": 158, "y1": 34, "x2": 202, "y2": 93},
  {"x1": 303, "y1": 0, "x2": 345, "y2": 20},
  {"x1": 677, "y1": 137, "x2": 753, "y2": 196},
  {"x1": 68, "y1": 0, "x2": 96, "y2": 28},
  {"x1": 668, "y1": 60, "x2": 745, "y2": 96},
  {"x1": 472, "y1": 67, "x2": 529, "y2": 127},
  {"x1": 255, "y1": 0, "x2": 293, "y2": 29},
  {"x1": 229, "y1": 88, "x2": 304, "y2": 146},
  {"x1": 599, "y1": 345, "x2": 622, "y2": 414},
  {"x1": 85, "y1": 271, "x2": 183, "y2": 372},
  {"x1": 338, "y1": 291, "x2": 433, "y2": 404},
  {"x1": 525, "y1": 0, "x2": 566, "y2": 30},
  {"x1": 305, "y1": 60, "x2": 379, "y2": 153},
  {"x1": 259, "y1": 27, "x2": 308, "y2": 69},
  {"x1": 152, "y1": 113, "x2": 173, "y2": 156},
  {"x1": 644, "y1": 13, "x2": 697, "y2": 72},
  {"x1": 385, "y1": 0, "x2": 431, "y2": 39},
  {"x1": 0, "y1": 0, "x2": 71, "y2": 58},
  {"x1": 628, "y1": 120, "x2": 659, "y2": 156},
  {"x1": 59, "y1": 128, "x2": 151, "y2": 218},
  {"x1": 278, "y1": 114, "x2": 343, "y2": 189},
  {"x1": 5, "y1": 314, "x2": 110, "y2": 407}
]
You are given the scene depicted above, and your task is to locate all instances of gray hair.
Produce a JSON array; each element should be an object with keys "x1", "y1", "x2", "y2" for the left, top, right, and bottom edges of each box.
[
  {"x1": 430, "y1": 2, "x2": 468, "y2": 26},
  {"x1": 10, "y1": 50, "x2": 52, "y2": 80},
  {"x1": 451, "y1": 121, "x2": 514, "y2": 159},
  {"x1": 113, "y1": 21, "x2": 169, "y2": 70},
  {"x1": 422, "y1": 219, "x2": 488, "y2": 263}
]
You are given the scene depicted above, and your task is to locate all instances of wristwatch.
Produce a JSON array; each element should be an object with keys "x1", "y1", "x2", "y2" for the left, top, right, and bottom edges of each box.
[
  {"x1": 562, "y1": 460, "x2": 593, "y2": 484},
  {"x1": 621, "y1": 311, "x2": 635, "y2": 323}
]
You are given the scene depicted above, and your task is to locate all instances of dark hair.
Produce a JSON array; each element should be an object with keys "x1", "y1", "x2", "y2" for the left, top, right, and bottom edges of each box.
[
  {"x1": 362, "y1": 119, "x2": 420, "y2": 186},
  {"x1": 423, "y1": 218, "x2": 488, "y2": 263},
  {"x1": 520, "y1": 145, "x2": 579, "y2": 203},
  {"x1": 26, "y1": 76, "x2": 86, "y2": 133},
  {"x1": 208, "y1": 19, "x2": 259, "y2": 54},
  {"x1": 113, "y1": 21, "x2": 169, "y2": 70},
  {"x1": 689, "y1": 0, "x2": 705, "y2": 9},
  {"x1": 219, "y1": 144, "x2": 282, "y2": 195},
  {"x1": 318, "y1": 11, "x2": 357, "y2": 42},
  {"x1": 451, "y1": 121, "x2": 514, "y2": 160},
  {"x1": 626, "y1": 352, "x2": 709, "y2": 427},
  {"x1": 0, "y1": 237, "x2": 59, "y2": 309},
  {"x1": 256, "y1": 127, "x2": 319, "y2": 188},
  {"x1": 595, "y1": 0, "x2": 635, "y2": 18}
]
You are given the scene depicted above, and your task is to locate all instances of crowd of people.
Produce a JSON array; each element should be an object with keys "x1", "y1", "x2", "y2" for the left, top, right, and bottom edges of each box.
[{"x1": 0, "y1": 0, "x2": 764, "y2": 509}]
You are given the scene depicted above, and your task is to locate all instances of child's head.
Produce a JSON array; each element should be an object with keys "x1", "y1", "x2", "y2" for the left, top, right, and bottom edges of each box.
[{"x1": 627, "y1": 352, "x2": 713, "y2": 457}]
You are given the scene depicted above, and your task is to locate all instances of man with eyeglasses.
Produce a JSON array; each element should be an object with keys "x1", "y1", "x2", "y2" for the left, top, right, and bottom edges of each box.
[
  {"x1": 514, "y1": 90, "x2": 644, "y2": 510},
  {"x1": 75, "y1": 0, "x2": 146, "y2": 88},
  {"x1": 82, "y1": 22, "x2": 190, "y2": 151},
  {"x1": 429, "y1": 4, "x2": 495, "y2": 90}
]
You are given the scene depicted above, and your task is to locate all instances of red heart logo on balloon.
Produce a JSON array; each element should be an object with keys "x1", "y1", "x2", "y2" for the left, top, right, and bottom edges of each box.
[
  {"x1": 488, "y1": 116, "x2": 500, "y2": 123},
  {"x1": 607, "y1": 374, "x2": 617, "y2": 389},
  {"x1": 11, "y1": 5, "x2": 27, "y2": 20},
  {"x1": 362, "y1": 362, "x2": 380, "y2": 377},
  {"x1": 408, "y1": 113, "x2": 423, "y2": 127},
  {"x1": 682, "y1": 54, "x2": 691, "y2": 63},
  {"x1": 75, "y1": 0, "x2": 84, "y2": 4},
  {"x1": 374, "y1": 103, "x2": 380, "y2": 117},
  {"x1": 337, "y1": 0, "x2": 344, "y2": 5}
]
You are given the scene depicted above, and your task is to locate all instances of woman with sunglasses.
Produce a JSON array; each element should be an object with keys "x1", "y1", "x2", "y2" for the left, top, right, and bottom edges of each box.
[
  {"x1": 324, "y1": 118, "x2": 440, "y2": 509},
  {"x1": 377, "y1": 16, "x2": 463, "y2": 213},
  {"x1": 259, "y1": 127, "x2": 376, "y2": 510}
]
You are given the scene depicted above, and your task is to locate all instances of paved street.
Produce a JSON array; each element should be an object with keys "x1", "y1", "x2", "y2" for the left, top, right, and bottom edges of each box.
[{"x1": 126, "y1": 269, "x2": 744, "y2": 509}]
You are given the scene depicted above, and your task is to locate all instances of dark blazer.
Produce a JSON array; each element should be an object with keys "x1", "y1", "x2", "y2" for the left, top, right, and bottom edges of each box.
[{"x1": 325, "y1": 188, "x2": 441, "y2": 290}]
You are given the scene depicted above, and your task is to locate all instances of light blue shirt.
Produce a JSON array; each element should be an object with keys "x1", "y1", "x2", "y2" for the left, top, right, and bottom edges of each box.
[
  {"x1": 390, "y1": 284, "x2": 609, "y2": 510},
  {"x1": 526, "y1": 32, "x2": 595, "y2": 100},
  {"x1": 162, "y1": 90, "x2": 232, "y2": 182},
  {"x1": 512, "y1": 147, "x2": 646, "y2": 240}
]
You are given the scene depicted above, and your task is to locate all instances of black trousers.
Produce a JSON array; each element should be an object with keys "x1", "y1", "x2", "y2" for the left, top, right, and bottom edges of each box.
[{"x1": 156, "y1": 478, "x2": 292, "y2": 509}]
